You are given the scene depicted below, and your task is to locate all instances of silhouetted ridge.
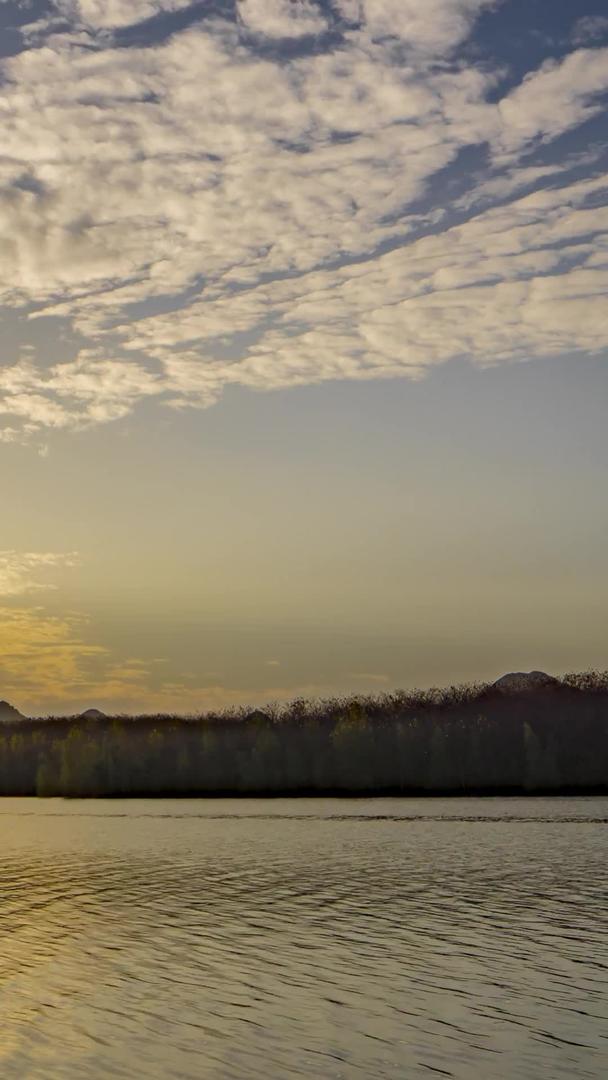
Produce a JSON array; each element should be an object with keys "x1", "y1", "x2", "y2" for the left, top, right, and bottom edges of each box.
[
  {"x1": 493, "y1": 671, "x2": 558, "y2": 692},
  {"x1": 0, "y1": 700, "x2": 24, "y2": 722},
  {"x1": 1, "y1": 671, "x2": 607, "y2": 796}
]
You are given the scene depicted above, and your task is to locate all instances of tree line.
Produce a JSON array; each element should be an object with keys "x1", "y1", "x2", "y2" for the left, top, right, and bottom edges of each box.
[{"x1": 1, "y1": 671, "x2": 607, "y2": 797}]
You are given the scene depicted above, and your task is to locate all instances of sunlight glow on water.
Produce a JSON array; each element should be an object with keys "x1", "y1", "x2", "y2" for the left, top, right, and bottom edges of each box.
[{"x1": 1, "y1": 798, "x2": 607, "y2": 1079}]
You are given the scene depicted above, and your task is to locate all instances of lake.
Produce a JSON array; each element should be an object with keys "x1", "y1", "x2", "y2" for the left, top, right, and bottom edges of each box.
[{"x1": 1, "y1": 798, "x2": 607, "y2": 1079}]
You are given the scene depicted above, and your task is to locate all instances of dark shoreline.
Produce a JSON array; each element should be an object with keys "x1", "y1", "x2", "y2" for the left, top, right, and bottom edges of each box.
[
  {"x1": 2, "y1": 673, "x2": 608, "y2": 798},
  {"x1": 3, "y1": 787, "x2": 608, "y2": 799}
]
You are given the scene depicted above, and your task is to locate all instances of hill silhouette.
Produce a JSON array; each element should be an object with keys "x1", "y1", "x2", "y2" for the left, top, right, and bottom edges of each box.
[
  {"x1": 0, "y1": 700, "x2": 24, "y2": 723},
  {"x1": 493, "y1": 670, "x2": 558, "y2": 692}
]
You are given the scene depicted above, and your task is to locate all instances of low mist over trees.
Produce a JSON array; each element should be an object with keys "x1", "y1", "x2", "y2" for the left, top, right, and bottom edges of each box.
[{"x1": 1, "y1": 672, "x2": 608, "y2": 797}]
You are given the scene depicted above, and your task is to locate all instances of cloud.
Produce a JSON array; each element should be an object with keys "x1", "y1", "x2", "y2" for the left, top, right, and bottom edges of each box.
[
  {"x1": 119, "y1": 171, "x2": 608, "y2": 391},
  {"x1": 0, "y1": 547, "x2": 351, "y2": 714},
  {"x1": 237, "y1": 0, "x2": 328, "y2": 38},
  {"x1": 0, "y1": 3, "x2": 607, "y2": 442},
  {"x1": 455, "y1": 150, "x2": 603, "y2": 210},
  {"x1": 0, "y1": 604, "x2": 166, "y2": 714},
  {"x1": 0, "y1": 606, "x2": 106, "y2": 710},
  {"x1": 572, "y1": 15, "x2": 608, "y2": 46},
  {"x1": 495, "y1": 48, "x2": 608, "y2": 159},
  {"x1": 53, "y1": 0, "x2": 195, "y2": 30},
  {"x1": 333, "y1": 1, "x2": 361, "y2": 24},
  {"x1": 360, "y1": 0, "x2": 497, "y2": 54},
  {"x1": 0, "y1": 356, "x2": 161, "y2": 438},
  {"x1": 0, "y1": 550, "x2": 80, "y2": 597},
  {"x1": 0, "y1": 602, "x2": 363, "y2": 714}
]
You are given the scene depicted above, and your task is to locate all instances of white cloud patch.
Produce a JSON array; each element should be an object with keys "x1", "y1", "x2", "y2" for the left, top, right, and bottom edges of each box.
[
  {"x1": 0, "y1": 551, "x2": 80, "y2": 597},
  {"x1": 237, "y1": 0, "x2": 328, "y2": 38},
  {"x1": 0, "y1": 2, "x2": 607, "y2": 441},
  {"x1": 0, "y1": 356, "x2": 160, "y2": 438},
  {"x1": 54, "y1": 0, "x2": 194, "y2": 29},
  {"x1": 105, "y1": 172, "x2": 608, "y2": 390},
  {"x1": 495, "y1": 48, "x2": 608, "y2": 159},
  {"x1": 361, "y1": 0, "x2": 496, "y2": 53},
  {"x1": 333, "y1": 0, "x2": 361, "y2": 23}
]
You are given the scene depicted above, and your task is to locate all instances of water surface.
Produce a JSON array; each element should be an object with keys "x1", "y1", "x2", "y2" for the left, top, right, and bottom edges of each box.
[{"x1": 1, "y1": 797, "x2": 607, "y2": 1079}]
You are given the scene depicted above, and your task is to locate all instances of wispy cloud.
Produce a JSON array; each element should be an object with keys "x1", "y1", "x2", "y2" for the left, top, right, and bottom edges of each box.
[
  {"x1": 572, "y1": 15, "x2": 608, "y2": 46},
  {"x1": 0, "y1": 602, "x2": 360, "y2": 714},
  {"x1": 0, "y1": 606, "x2": 107, "y2": 710},
  {"x1": 0, "y1": 1, "x2": 607, "y2": 442},
  {"x1": 54, "y1": 0, "x2": 194, "y2": 30},
  {"x1": 0, "y1": 551, "x2": 80, "y2": 597}
]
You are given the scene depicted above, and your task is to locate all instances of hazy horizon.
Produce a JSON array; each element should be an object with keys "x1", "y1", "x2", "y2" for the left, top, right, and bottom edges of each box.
[{"x1": 1, "y1": 0, "x2": 607, "y2": 715}]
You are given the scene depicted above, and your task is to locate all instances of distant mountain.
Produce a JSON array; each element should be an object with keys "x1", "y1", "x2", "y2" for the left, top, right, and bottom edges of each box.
[
  {"x1": 0, "y1": 700, "x2": 25, "y2": 722},
  {"x1": 80, "y1": 708, "x2": 106, "y2": 720},
  {"x1": 493, "y1": 671, "x2": 558, "y2": 693}
]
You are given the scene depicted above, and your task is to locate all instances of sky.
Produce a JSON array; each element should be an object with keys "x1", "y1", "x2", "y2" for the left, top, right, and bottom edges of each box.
[{"x1": 0, "y1": 0, "x2": 607, "y2": 715}]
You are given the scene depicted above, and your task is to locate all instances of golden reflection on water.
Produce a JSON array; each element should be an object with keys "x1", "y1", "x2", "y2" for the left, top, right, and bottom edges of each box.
[{"x1": 1, "y1": 798, "x2": 607, "y2": 1080}]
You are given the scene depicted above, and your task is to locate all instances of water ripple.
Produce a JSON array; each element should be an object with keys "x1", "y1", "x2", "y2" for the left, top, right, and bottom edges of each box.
[{"x1": 0, "y1": 797, "x2": 607, "y2": 1079}]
